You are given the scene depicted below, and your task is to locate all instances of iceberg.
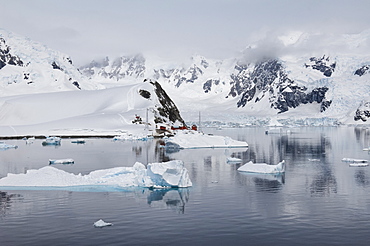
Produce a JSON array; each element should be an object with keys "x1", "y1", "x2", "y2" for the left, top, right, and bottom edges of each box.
[
  {"x1": 0, "y1": 141, "x2": 18, "y2": 150},
  {"x1": 341, "y1": 158, "x2": 368, "y2": 163},
  {"x1": 165, "y1": 130, "x2": 248, "y2": 149},
  {"x1": 25, "y1": 137, "x2": 35, "y2": 144},
  {"x1": 93, "y1": 219, "x2": 113, "y2": 228},
  {"x1": 0, "y1": 160, "x2": 192, "y2": 189},
  {"x1": 49, "y1": 159, "x2": 75, "y2": 165},
  {"x1": 226, "y1": 157, "x2": 242, "y2": 163},
  {"x1": 42, "y1": 136, "x2": 61, "y2": 146},
  {"x1": 237, "y1": 160, "x2": 285, "y2": 174}
]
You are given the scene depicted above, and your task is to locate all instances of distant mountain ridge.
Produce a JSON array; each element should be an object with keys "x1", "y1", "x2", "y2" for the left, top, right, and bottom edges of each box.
[
  {"x1": 2, "y1": 28, "x2": 370, "y2": 125},
  {"x1": 79, "y1": 47, "x2": 370, "y2": 124}
]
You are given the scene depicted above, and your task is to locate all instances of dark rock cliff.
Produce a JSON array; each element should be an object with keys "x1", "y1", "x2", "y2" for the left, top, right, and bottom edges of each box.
[
  {"x1": 228, "y1": 59, "x2": 332, "y2": 113},
  {"x1": 0, "y1": 37, "x2": 23, "y2": 69}
]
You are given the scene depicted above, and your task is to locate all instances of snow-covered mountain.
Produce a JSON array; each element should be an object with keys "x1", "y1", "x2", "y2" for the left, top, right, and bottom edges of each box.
[
  {"x1": 2, "y1": 27, "x2": 370, "y2": 135},
  {"x1": 79, "y1": 30, "x2": 370, "y2": 125},
  {"x1": 0, "y1": 29, "x2": 186, "y2": 136},
  {"x1": 0, "y1": 29, "x2": 101, "y2": 96}
]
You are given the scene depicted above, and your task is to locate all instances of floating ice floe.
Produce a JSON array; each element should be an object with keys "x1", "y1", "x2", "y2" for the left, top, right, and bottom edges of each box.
[
  {"x1": 0, "y1": 160, "x2": 192, "y2": 189},
  {"x1": 49, "y1": 159, "x2": 75, "y2": 165},
  {"x1": 349, "y1": 163, "x2": 369, "y2": 167},
  {"x1": 94, "y1": 219, "x2": 113, "y2": 228},
  {"x1": 0, "y1": 141, "x2": 18, "y2": 150},
  {"x1": 237, "y1": 160, "x2": 285, "y2": 174},
  {"x1": 24, "y1": 137, "x2": 35, "y2": 144},
  {"x1": 113, "y1": 134, "x2": 152, "y2": 141},
  {"x1": 226, "y1": 157, "x2": 243, "y2": 163},
  {"x1": 341, "y1": 158, "x2": 368, "y2": 163},
  {"x1": 42, "y1": 136, "x2": 61, "y2": 146},
  {"x1": 165, "y1": 130, "x2": 248, "y2": 149},
  {"x1": 71, "y1": 139, "x2": 85, "y2": 144}
]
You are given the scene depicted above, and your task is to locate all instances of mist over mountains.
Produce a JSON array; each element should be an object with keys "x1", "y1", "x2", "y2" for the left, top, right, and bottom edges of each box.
[{"x1": 1, "y1": 28, "x2": 370, "y2": 128}]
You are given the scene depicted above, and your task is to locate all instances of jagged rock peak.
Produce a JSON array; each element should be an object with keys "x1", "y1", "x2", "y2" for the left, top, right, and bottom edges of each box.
[
  {"x1": 79, "y1": 54, "x2": 146, "y2": 81},
  {"x1": 229, "y1": 59, "x2": 331, "y2": 113}
]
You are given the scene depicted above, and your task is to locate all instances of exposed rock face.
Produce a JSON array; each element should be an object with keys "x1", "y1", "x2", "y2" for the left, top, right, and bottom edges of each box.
[
  {"x1": 354, "y1": 102, "x2": 370, "y2": 121},
  {"x1": 0, "y1": 37, "x2": 23, "y2": 69},
  {"x1": 228, "y1": 59, "x2": 332, "y2": 113},
  {"x1": 304, "y1": 55, "x2": 336, "y2": 77},
  {"x1": 354, "y1": 65, "x2": 370, "y2": 76},
  {"x1": 203, "y1": 79, "x2": 220, "y2": 93},
  {"x1": 149, "y1": 81, "x2": 186, "y2": 125}
]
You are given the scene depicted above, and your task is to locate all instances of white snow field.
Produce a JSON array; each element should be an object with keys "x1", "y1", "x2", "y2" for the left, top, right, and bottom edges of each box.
[
  {"x1": 0, "y1": 160, "x2": 192, "y2": 189},
  {"x1": 0, "y1": 82, "x2": 162, "y2": 137}
]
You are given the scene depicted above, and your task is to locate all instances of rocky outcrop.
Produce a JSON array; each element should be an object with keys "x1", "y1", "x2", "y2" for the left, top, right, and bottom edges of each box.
[
  {"x1": 151, "y1": 81, "x2": 186, "y2": 125},
  {"x1": 0, "y1": 37, "x2": 23, "y2": 69},
  {"x1": 354, "y1": 102, "x2": 370, "y2": 121},
  {"x1": 140, "y1": 80, "x2": 186, "y2": 126},
  {"x1": 228, "y1": 59, "x2": 332, "y2": 113},
  {"x1": 305, "y1": 55, "x2": 336, "y2": 77},
  {"x1": 354, "y1": 65, "x2": 370, "y2": 76}
]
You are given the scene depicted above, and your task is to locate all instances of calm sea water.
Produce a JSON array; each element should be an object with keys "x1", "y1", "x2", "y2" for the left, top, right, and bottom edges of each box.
[{"x1": 1, "y1": 127, "x2": 370, "y2": 246}]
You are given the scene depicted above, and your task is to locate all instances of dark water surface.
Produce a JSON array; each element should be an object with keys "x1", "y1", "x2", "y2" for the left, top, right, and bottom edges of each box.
[{"x1": 1, "y1": 127, "x2": 370, "y2": 245}]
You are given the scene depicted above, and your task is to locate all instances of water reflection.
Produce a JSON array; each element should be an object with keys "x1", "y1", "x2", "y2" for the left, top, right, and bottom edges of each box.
[
  {"x1": 0, "y1": 191, "x2": 22, "y2": 217},
  {"x1": 309, "y1": 162, "x2": 337, "y2": 196},
  {"x1": 146, "y1": 188, "x2": 189, "y2": 214},
  {"x1": 354, "y1": 170, "x2": 370, "y2": 187},
  {"x1": 354, "y1": 127, "x2": 370, "y2": 144},
  {"x1": 238, "y1": 172, "x2": 285, "y2": 192}
]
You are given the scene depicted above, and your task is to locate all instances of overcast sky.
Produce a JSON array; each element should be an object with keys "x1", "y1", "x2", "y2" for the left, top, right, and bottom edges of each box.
[{"x1": 1, "y1": 0, "x2": 370, "y2": 65}]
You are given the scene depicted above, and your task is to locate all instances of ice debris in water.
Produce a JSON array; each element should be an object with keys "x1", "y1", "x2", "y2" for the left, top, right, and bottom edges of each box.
[
  {"x1": 0, "y1": 142, "x2": 18, "y2": 150},
  {"x1": 237, "y1": 160, "x2": 285, "y2": 174},
  {"x1": 0, "y1": 160, "x2": 192, "y2": 189},
  {"x1": 341, "y1": 158, "x2": 368, "y2": 163},
  {"x1": 94, "y1": 219, "x2": 113, "y2": 228},
  {"x1": 165, "y1": 130, "x2": 248, "y2": 149},
  {"x1": 49, "y1": 159, "x2": 74, "y2": 165}
]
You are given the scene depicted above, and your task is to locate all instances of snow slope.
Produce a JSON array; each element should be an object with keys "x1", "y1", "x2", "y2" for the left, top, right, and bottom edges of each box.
[
  {"x1": 0, "y1": 82, "x2": 183, "y2": 136},
  {"x1": 0, "y1": 29, "x2": 99, "y2": 96}
]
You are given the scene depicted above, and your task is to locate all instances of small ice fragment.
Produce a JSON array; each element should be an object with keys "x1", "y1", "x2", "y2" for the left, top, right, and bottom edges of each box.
[
  {"x1": 349, "y1": 163, "x2": 369, "y2": 167},
  {"x1": 49, "y1": 159, "x2": 74, "y2": 165},
  {"x1": 42, "y1": 136, "x2": 61, "y2": 146},
  {"x1": 226, "y1": 157, "x2": 242, "y2": 163},
  {"x1": 341, "y1": 158, "x2": 368, "y2": 163},
  {"x1": 0, "y1": 142, "x2": 18, "y2": 149},
  {"x1": 71, "y1": 139, "x2": 85, "y2": 144},
  {"x1": 238, "y1": 160, "x2": 285, "y2": 174},
  {"x1": 94, "y1": 219, "x2": 113, "y2": 228}
]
